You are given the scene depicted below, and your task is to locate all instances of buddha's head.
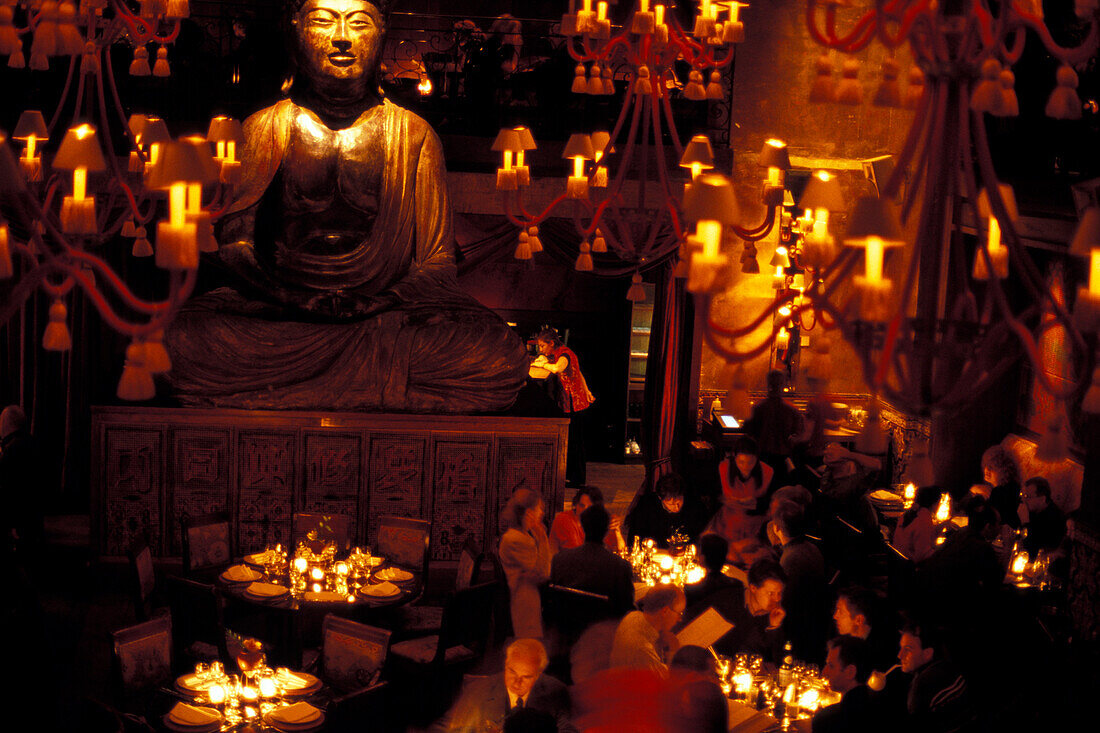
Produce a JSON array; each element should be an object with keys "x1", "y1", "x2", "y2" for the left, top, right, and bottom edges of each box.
[{"x1": 288, "y1": 0, "x2": 390, "y2": 100}]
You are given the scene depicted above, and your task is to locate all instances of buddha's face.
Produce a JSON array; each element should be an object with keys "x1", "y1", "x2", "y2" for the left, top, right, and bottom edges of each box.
[{"x1": 295, "y1": 0, "x2": 384, "y2": 87}]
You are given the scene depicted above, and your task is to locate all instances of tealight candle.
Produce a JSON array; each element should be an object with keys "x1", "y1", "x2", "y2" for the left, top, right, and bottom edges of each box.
[
  {"x1": 241, "y1": 686, "x2": 258, "y2": 702},
  {"x1": 335, "y1": 562, "x2": 349, "y2": 576},
  {"x1": 310, "y1": 566, "x2": 324, "y2": 582},
  {"x1": 209, "y1": 684, "x2": 226, "y2": 704},
  {"x1": 312, "y1": 582, "x2": 322, "y2": 593},
  {"x1": 293, "y1": 557, "x2": 308, "y2": 574},
  {"x1": 259, "y1": 677, "x2": 276, "y2": 698}
]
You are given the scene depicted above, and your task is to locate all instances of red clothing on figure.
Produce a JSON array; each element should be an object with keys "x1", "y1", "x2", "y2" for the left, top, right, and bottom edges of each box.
[
  {"x1": 706, "y1": 459, "x2": 774, "y2": 556},
  {"x1": 552, "y1": 345, "x2": 594, "y2": 413},
  {"x1": 550, "y1": 509, "x2": 619, "y2": 553}
]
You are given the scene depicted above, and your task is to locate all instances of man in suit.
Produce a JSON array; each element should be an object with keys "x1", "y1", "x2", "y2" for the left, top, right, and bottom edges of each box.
[
  {"x1": 440, "y1": 638, "x2": 575, "y2": 733},
  {"x1": 550, "y1": 504, "x2": 635, "y2": 617},
  {"x1": 813, "y1": 635, "x2": 877, "y2": 733}
]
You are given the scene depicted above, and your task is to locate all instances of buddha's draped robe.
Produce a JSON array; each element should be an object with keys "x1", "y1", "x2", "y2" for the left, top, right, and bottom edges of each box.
[{"x1": 164, "y1": 98, "x2": 526, "y2": 412}]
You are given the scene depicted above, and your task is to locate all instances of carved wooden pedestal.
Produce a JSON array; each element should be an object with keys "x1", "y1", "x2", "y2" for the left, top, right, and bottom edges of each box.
[{"x1": 92, "y1": 407, "x2": 567, "y2": 560}]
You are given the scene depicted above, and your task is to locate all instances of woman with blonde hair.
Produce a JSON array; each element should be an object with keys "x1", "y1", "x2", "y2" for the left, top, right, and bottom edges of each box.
[{"x1": 499, "y1": 489, "x2": 551, "y2": 638}]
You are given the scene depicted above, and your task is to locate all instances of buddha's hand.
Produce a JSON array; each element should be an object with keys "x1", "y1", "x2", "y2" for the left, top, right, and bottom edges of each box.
[
  {"x1": 300, "y1": 290, "x2": 396, "y2": 321},
  {"x1": 219, "y1": 240, "x2": 258, "y2": 272}
]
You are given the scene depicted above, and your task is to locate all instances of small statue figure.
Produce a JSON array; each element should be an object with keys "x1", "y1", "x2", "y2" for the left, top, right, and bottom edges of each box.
[{"x1": 164, "y1": 0, "x2": 526, "y2": 412}]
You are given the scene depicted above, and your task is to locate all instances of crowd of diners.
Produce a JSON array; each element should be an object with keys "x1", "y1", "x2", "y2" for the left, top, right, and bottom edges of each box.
[{"x1": 435, "y1": 373, "x2": 1077, "y2": 732}]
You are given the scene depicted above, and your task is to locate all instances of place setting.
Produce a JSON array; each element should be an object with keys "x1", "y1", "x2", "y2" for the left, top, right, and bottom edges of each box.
[{"x1": 163, "y1": 701, "x2": 222, "y2": 733}]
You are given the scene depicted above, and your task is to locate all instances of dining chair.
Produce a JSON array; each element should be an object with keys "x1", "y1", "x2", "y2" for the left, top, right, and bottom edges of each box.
[
  {"x1": 164, "y1": 575, "x2": 228, "y2": 667},
  {"x1": 293, "y1": 512, "x2": 352, "y2": 551},
  {"x1": 388, "y1": 580, "x2": 497, "y2": 683},
  {"x1": 111, "y1": 614, "x2": 173, "y2": 714},
  {"x1": 374, "y1": 516, "x2": 431, "y2": 576},
  {"x1": 319, "y1": 614, "x2": 392, "y2": 694},
  {"x1": 127, "y1": 537, "x2": 158, "y2": 622},
  {"x1": 392, "y1": 535, "x2": 481, "y2": 639},
  {"x1": 180, "y1": 512, "x2": 232, "y2": 577},
  {"x1": 543, "y1": 584, "x2": 614, "y2": 683}
]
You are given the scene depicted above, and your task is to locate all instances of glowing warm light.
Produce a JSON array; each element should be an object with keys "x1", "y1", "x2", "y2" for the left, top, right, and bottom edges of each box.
[
  {"x1": 312, "y1": 582, "x2": 322, "y2": 593},
  {"x1": 935, "y1": 492, "x2": 951, "y2": 523},
  {"x1": 655, "y1": 3, "x2": 665, "y2": 25},
  {"x1": 572, "y1": 156, "x2": 586, "y2": 179},
  {"x1": 293, "y1": 557, "x2": 308, "y2": 573},
  {"x1": 417, "y1": 76, "x2": 433, "y2": 96},
  {"x1": 640, "y1": 0, "x2": 649, "y2": 13},
  {"x1": 1011, "y1": 552, "x2": 1029, "y2": 575},
  {"x1": 734, "y1": 671, "x2": 754, "y2": 694},
  {"x1": 598, "y1": 1, "x2": 607, "y2": 20},
  {"x1": 814, "y1": 170, "x2": 833, "y2": 183},
  {"x1": 691, "y1": 162, "x2": 703, "y2": 179},
  {"x1": 657, "y1": 553, "x2": 675, "y2": 571},
  {"x1": 696, "y1": 220, "x2": 722, "y2": 258},
  {"x1": 310, "y1": 566, "x2": 324, "y2": 582},
  {"x1": 903, "y1": 482, "x2": 916, "y2": 509},
  {"x1": 335, "y1": 562, "x2": 349, "y2": 576},
  {"x1": 778, "y1": 304, "x2": 792, "y2": 317},
  {"x1": 73, "y1": 168, "x2": 88, "y2": 202},
  {"x1": 259, "y1": 677, "x2": 276, "y2": 698},
  {"x1": 1090, "y1": 250, "x2": 1100, "y2": 296},
  {"x1": 244, "y1": 706, "x2": 258, "y2": 719},
  {"x1": 864, "y1": 236, "x2": 885, "y2": 282},
  {"x1": 241, "y1": 686, "x2": 258, "y2": 702},
  {"x1": 74, "y1": 123, "x2": 94, "y2": 140},
  {"x1": 686, "y1": 564, "x2": 706, "y2": 584},
  {"x1": 798, "y1": 688, "x2": 820, "y2": 711},
  {"x1": 208, "y1": 684, "x2": 225, "y2": 704}
]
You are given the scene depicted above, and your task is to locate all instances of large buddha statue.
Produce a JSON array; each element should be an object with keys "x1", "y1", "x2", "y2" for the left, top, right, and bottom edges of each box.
[{"x1": 164, "y1": 0, "x2": 527, "y2": 412}]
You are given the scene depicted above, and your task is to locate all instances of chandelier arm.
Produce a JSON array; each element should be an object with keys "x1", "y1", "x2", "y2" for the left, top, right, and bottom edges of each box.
[
  {"x1": 647, "y1": 86, "x2": 683, "y2": 231},
  {"x1": 876, "y1": 0, "x2": 926, "y2": 48},
  {"x1": 1005, "y1": 314, "x2": 1088, "y2": 402},
  {"x1": 609, "y1": 91, "x2": 645, "y2": 200},
  {"x1": 706, "y1": 290, "x2": 793, "y2": 340},
  {"x1": 999, "y1": 24, "x2": 1027, "y2": 65},
  {"x1": 658, "y1": 91, "x2": 685, "y2": 160},
  {"x1": 806, "y1": 0, "x2": 879, "y2": 52},
  {"x1": 1015, "y1": 6, "x2": 1100, "y2": 65},
  {"x1": 734, "y1": 206, "x2": 779, "y2": 241},
  {"x1": 636, "y1": 93, "x2": 652, "y2": 217},
  {"x1": 0, "y1": 264, "x2": 49, "y2": 327},
  {"x1": 93, "y1": 53, "x2": 145, "y2": 227},
  {"x1": 701, "y1": 310, "x2": 783, "y2": 363},
  {"x1": 45, "y1": 55, "x2": 80, "y2": 137},
  {"x1": 607, "y1": 67, "x2": 639, "y2": 148},
  {"x1": 68, "y1": 263, "x2": 198, "y2": 338},
  {"x1": 110, "y1": 0, "x2": 154, "y2": 42},
  {"x1": 817, "y1": 248, "x2": 861, "y2": 302},
  {"x1": 880, "y1": 79, "x2": 934, "y2": 200},
  {"x1": 498, "y1": 191, "x2": 529, "y2": 229},
  {"x1": 103, "y1": 43, "x2": 149, "y2": 172}
]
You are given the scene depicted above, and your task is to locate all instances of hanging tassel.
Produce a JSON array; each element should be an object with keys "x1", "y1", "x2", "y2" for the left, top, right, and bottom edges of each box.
[
  {"x1": 80, "y1": 41, "x2": 99, "y2": 74},
  {"x1": 626, "y1": 270, "x2": 646, "y2": 302},
  {"x1": 514, "y1": 230, "x2": 532, "y2": 260},
  {"x1": 152, "y1": 45, "x2": 170, "y2": 76},
  {"x1": 572, "y1": 63, "x2": 587, "y2": 94},
  {"x1": 970, "y1": 58, "x2": 1002, "y2": 114},
  {"x1": 56, "y1": 2, "x2": 84, "y2": 55},
  {"x1": 905, "y1": 66, "x2": 924, "y2": 109},
  {"x1": 42, "y1": 300, "x2": 72, "y2": 351},
  {"x1": 809, "y1": 54, "x2": 836, "y2": 103},
  {"x1": 31, "y1": 1, "x2": 59, "y2": 57},
  {"x1": 634, "y1": 65, "x2": 652, "y2": 96},
  {"x1": 856, "y1": 404, "x2": 889, "y2": 455},
  {"x1": 1045, "y1": 64, "x2": 1082, "y2": 120},
  {"x1": 132, "y1": 226, "x2": 153, "y2": 257},
  {"x1": 873, "y1": 56, "x2": 901, "y2": 107},
  {"x1": 130, "y1": 45, "x2": 150, "y2": 76},
  {"x1": 0, "y1": 6, "x2": 17, "y2": 56},
  {"x1": 8, "y1": 39, "x2": 24, "y2": 69},
  {"x1": 705, "y1": 70, "x2": 723, "y2": 100},
  {"x1": 141, "y1": 331, "x2": 172, "y2": 374},
  {"x1": 997, "y1": 68, "x2": 1018, "y2": 117},
  {"x1": 29, "y1": 50, "x2": 49, "y2": 69},
  {"x1": 602, "y1": 65, "x2": 614, "y2": 95},
  {"x1": 591, "y1": 231, "x2": 607, "y2": 253},
  {"x1": 0, "y1": 225, "x2": 12, "y2": 279},
  {"x1": 1035, "y1": 413, "x2": 1070, "y2": 462},
  {"x1": 836, "y1": 58, "x2": 863, "y2": 105},
  {"x1": 740, "y1": 241, "x2": 760, "y2": 274},
  {"x1": 587, "y1": 63, "x2": 603, "y2": 95},
  {"x1": 117, "y1": 343, "x2": 155, "y2": 401},
  {"x1": 575, "y1": 240, "x2": 593, "y2": 271},
  {"x1": 121, "y1": 218, "x2": 137, "y2": 237},
  {"x1": 165, "y1": 0, "x2": 188, "y2": 18},
  {"x1": 684, "y1": 69, "x2": 706, "y2": 100},
  {"x1": 528, "y1": 225, "x2": 542, "y2": 253}
]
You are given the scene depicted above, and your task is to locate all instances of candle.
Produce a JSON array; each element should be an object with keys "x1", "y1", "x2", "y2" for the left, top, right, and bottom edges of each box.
[
  {"x1": 259, "y1": 677, "x2": 276, "y2": 698},
  {"x1": 1011, "y1": 552, "x2": 1028, "y2": 575},
  {"x1": 655, "y1": 4, "x2": 664, "y2": 25},
  {"x1": 310, "y1": 566, "x2": 324, "y2": 582},
  {"x1": 1090, "y1": 249, "x2": 1100, "y2": 295},
  {"x1": 864, "y1": 236, "x2": 885, "y2": 282},
  {"x1": 209, "y1": 684, "x2": 226, "y2": 704},
  {"x1": 935, "y1": 492, "x2": 951, "y2": 523},
  {"x1": 293, "y1": 557, "x2": 308, "y2": 573},
  {"x1": 597, "y1": 1, "x2": 607, "y2": 20},
  {"x1": 903, "y1": 482, "x2": 916, "y2": 509}
]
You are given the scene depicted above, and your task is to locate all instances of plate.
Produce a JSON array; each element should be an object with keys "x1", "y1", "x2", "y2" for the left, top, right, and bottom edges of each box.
[
  {"x1": 358, "y1": 581, "x2": 401, "y2": 599},
  {"x1": 374, "y1": 567, "x2": 414, "y2": 583},
  {"x1": 244, "y1": 550, "x2": 278, "y2": 567},
  {"x1": 164, "y1": 703, "x2": 222, "y2": 731},
  {"x1": 220, "y1": 564, "x2": 263, "y2": 583},
  {"x1": 243, "y1": 581, "x2": 290, "y2": 599},
  {"x1": 274, "y1": 669, "x2": 322, "y2": 695},
  {"x1": 264, "y1": 702, "x2": 324, "y2": 730},
  {"x1": 302, "y1": 590, "x2": 349, "y2": 603},
  {"x1": 163, "y1": 716, "x2": 220, "y2": 733},
  {"x1": 174, "y1": 673, "x2": 215, "y2": 696}
]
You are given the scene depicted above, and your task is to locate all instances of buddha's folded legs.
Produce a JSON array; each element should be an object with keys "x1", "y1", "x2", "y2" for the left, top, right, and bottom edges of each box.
[{"x1": 163, "y1": 289, "x2": 526, "y2": 413}]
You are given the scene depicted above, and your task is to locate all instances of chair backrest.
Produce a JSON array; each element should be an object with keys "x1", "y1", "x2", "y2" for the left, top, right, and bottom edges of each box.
[
  {"x1": 375, "y1": 516, "x2": 430, "y2": 575},
  {"x1": 293, "y1": 512, "x2": 352, "y2": 552},
  {"x1": 455, "y1": 535, "x2": 482, "y2": 591},
  {"x1": 128, "y1": 539, "x2": 156, "y2": 621},
  {"x1": 321, "y1": 615, "x2": 392, "y2": 694},
  {"x1": 112, "y1": 615, "x2": 173, "y2": 695},
  {"x1": 181, "y1": 512, "x2": 232, "y2": 574},
  {"x1": 165, "y1": 575, "x2": 228, "y2": 663},
  {"x1": 545, "y1": 584, "x2": 615, "y2": 640},
  {"x1": 437, "y1": 580, "x2": 498, "y2": 664}
]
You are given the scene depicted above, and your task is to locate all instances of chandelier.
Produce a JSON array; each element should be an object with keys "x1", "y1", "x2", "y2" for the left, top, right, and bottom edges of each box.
[
  {"x1": 492, "y1": 1, "x2": 794, "y2": 298},
  {"x1": 0, "y1": 1, "x2": 241, "y2": 400}
]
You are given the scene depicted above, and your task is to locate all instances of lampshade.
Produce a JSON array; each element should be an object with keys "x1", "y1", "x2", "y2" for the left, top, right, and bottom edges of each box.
[
  {"x1": 680, "y1": 134, "x2": 715, "y2": 169},
  {"x1": 562, "y1": 133, "x2": 595, "y2": 160},
  {"x1": 783, "y1": 190, "x2": 795, "y2": 208},
  {"x1": 514, "y1": 125, "x2": 537, "y2": 150},
  {"x1": 179, "y1": 135, "x2": 222, "y2": 182},
  {"x1": 1069, "y1": 206, "x2": 1100, "y2": 257},
  {"x1": 491, "y1": 128, "x2": 523, "y2": 152},
  {"x1": 976, "y1": 183, "x2": 1018, "y2": 220},
  {"x1": 53, "y1": 124, "x2": 107, "y2": 172},
  {"x1": 13, "y1": 111, "x2": 48, "y2": 140},
  {"x1": 683, "y1": 173, "x2": 741, "y2": 224},
  {"x1": 128, "y1": 113, "x2": 151, "y2": 140},
  {"x1": 758, "y1": 138, "x2": 790, "y2": 170},
  {"x1": 769, "y1": 246, "x2": 790, "y2": 268},
  {"x1": 0, "y1": 133, "x2": 22, "y2": 192},
  {"x1": 799, "y1": 170, "x2": 844, "y2": 212},
  {"x1": 591, "y1": 131, "x2": 613, "y2": 158},
  {"x1": 139, "y1": 117, "x2": 172, "y2": 148},
  {"x1": 844, "y1": 196, "x2": 904, "y2": 246},
  {"x1": 206, "y1": 115, "x2": 244, "y2": 144},
  {"x1": 146, "y1": 139, "x2": 219, "y2": 189}
]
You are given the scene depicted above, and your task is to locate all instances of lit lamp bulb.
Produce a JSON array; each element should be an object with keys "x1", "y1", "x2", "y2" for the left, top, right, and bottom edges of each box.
[
  {"x1": 798, "y1": 171, "x2": 845, "y2": 270},
  {"x1": 417, "y1": 75, "x2": 432, "y2": 96},
  {"x1": 973, "y1": 185, "x2": 1015, "y2": 280},
  {"x1": 935, "y1": 492, "x2": 951, "y2": 523},
  {"x1": 146, "y1": 139, "x2": 217, "y2": 270},
  {"x1": 903, "y1": 482, "x2": 916, "y2": 509},
  {"x1": 680, "y1": 135, "x2": 715, "y2": 184},
  {"x1": 562, "y1": 133, "x2": 595, "y2": 199},
  {"x1": 759, "y1": 138, "x2": 790, "y2": 193},
  {"x1": 1070, "y1": 207, "x2": 1100, "y2": 332},
  {"x1": 1011, "y1": 551, "x2": 1029, "y2": 576},
  {"x1": 491, "y1": 128, "x2": 521, "y2": 191},
  {"x1": 798, "y1": 688, "x2": 820, "y2": 713},
  {"x1": 844, "y1": 196, "x2": 904, "y2": 321},
  {"x1": 53, "y1": 123, "x2": 107, "y2": 235},
  {"x1": 335, "y1": 562, "x2": 349, "y2": 577},
  {"x1": 694, "y1": 0, "x2": 717, "y2": 38},
  {"x1": 207, "y1": 115, "x2": 244, "y2": 185},
  {"x1": 684, "y1": 174, "x2": 740, "y2": 293},
  {"x1": 577, "y1": 0, "x2": 596, "y2": 33},
  {"x1": 632, "y1": 0, "x2": 655, "y2": 34},
  {"x1": 514, "y1": 126, "x2": 536, "y2": 186},
  {"x1": 721, "y1": 2, "x2": 747, "y2": 43},
  {"x1": 776, "y1": 327, "x2": 790, "y2": 350},
  {"x1": 593, "y1": 2, "x2": 611, "y2": 37},
  {"x1": 13, "y1": 110, "x2": 48, "y2": 181}
]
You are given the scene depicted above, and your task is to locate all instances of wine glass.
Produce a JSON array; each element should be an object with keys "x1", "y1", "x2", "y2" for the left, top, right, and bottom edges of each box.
[{"x1": 236, "y1": 638, "x2": 265, "y2": 686}]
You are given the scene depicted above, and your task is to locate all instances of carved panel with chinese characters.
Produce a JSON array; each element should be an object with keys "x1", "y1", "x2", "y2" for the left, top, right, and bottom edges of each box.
[
  {"x1": 496, "y1": 437, "x2": 558, "y2": 520},
  {"x1": 431, "y1": 438, "x2": 489, "y2": 560},
  {"x1": 367, "y1": 435, "x2": 425, "y2": 544},
  {"x1": 303, "y1": 432, "x2": 362, "y2": 543},
  {"x1": 103, "y1": 428, "x2": 163, "y2": 555},
  {"x1": 237, "y1": 431, "x2": 296, "y2": 553},
  {"x1": 169, "y1": 429, "x2": 231, "y2": 555}
]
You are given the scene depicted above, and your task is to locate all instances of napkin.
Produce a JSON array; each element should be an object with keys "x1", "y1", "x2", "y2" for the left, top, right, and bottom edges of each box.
[
  {"x1": 870, "y1": 489, "x2": 901, "y2": 501},
  {"x1": 275, "y1": 669, "x2": 316, "y2": 691},
  {"x1": 222, "y1": 564, "x2": 262, "y2": 582},
  {"x1": 177, "y1": 673, "x2": 212, "y2": 691},
  {"x1": 376, "y1": 567, "x2": 413, "y2": 582},
  {"x1": 246, "y1": 550, "x2": 274, "y2": 565},
  {"x1": 361, "y1": 581, "x2": 400, "y2": 597},
  {"x1": 269, "y1": 701, "x2": 321, "y2": 725},
  {"x1": 246, "y1": 581, "x2": 289, "y2": 597},
  {"x1": 168, "y1": 702, "x2": 221, "y2": 726},
  {"x1": 303, "y1": 590, "x2": 346, "y2": 603}
]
